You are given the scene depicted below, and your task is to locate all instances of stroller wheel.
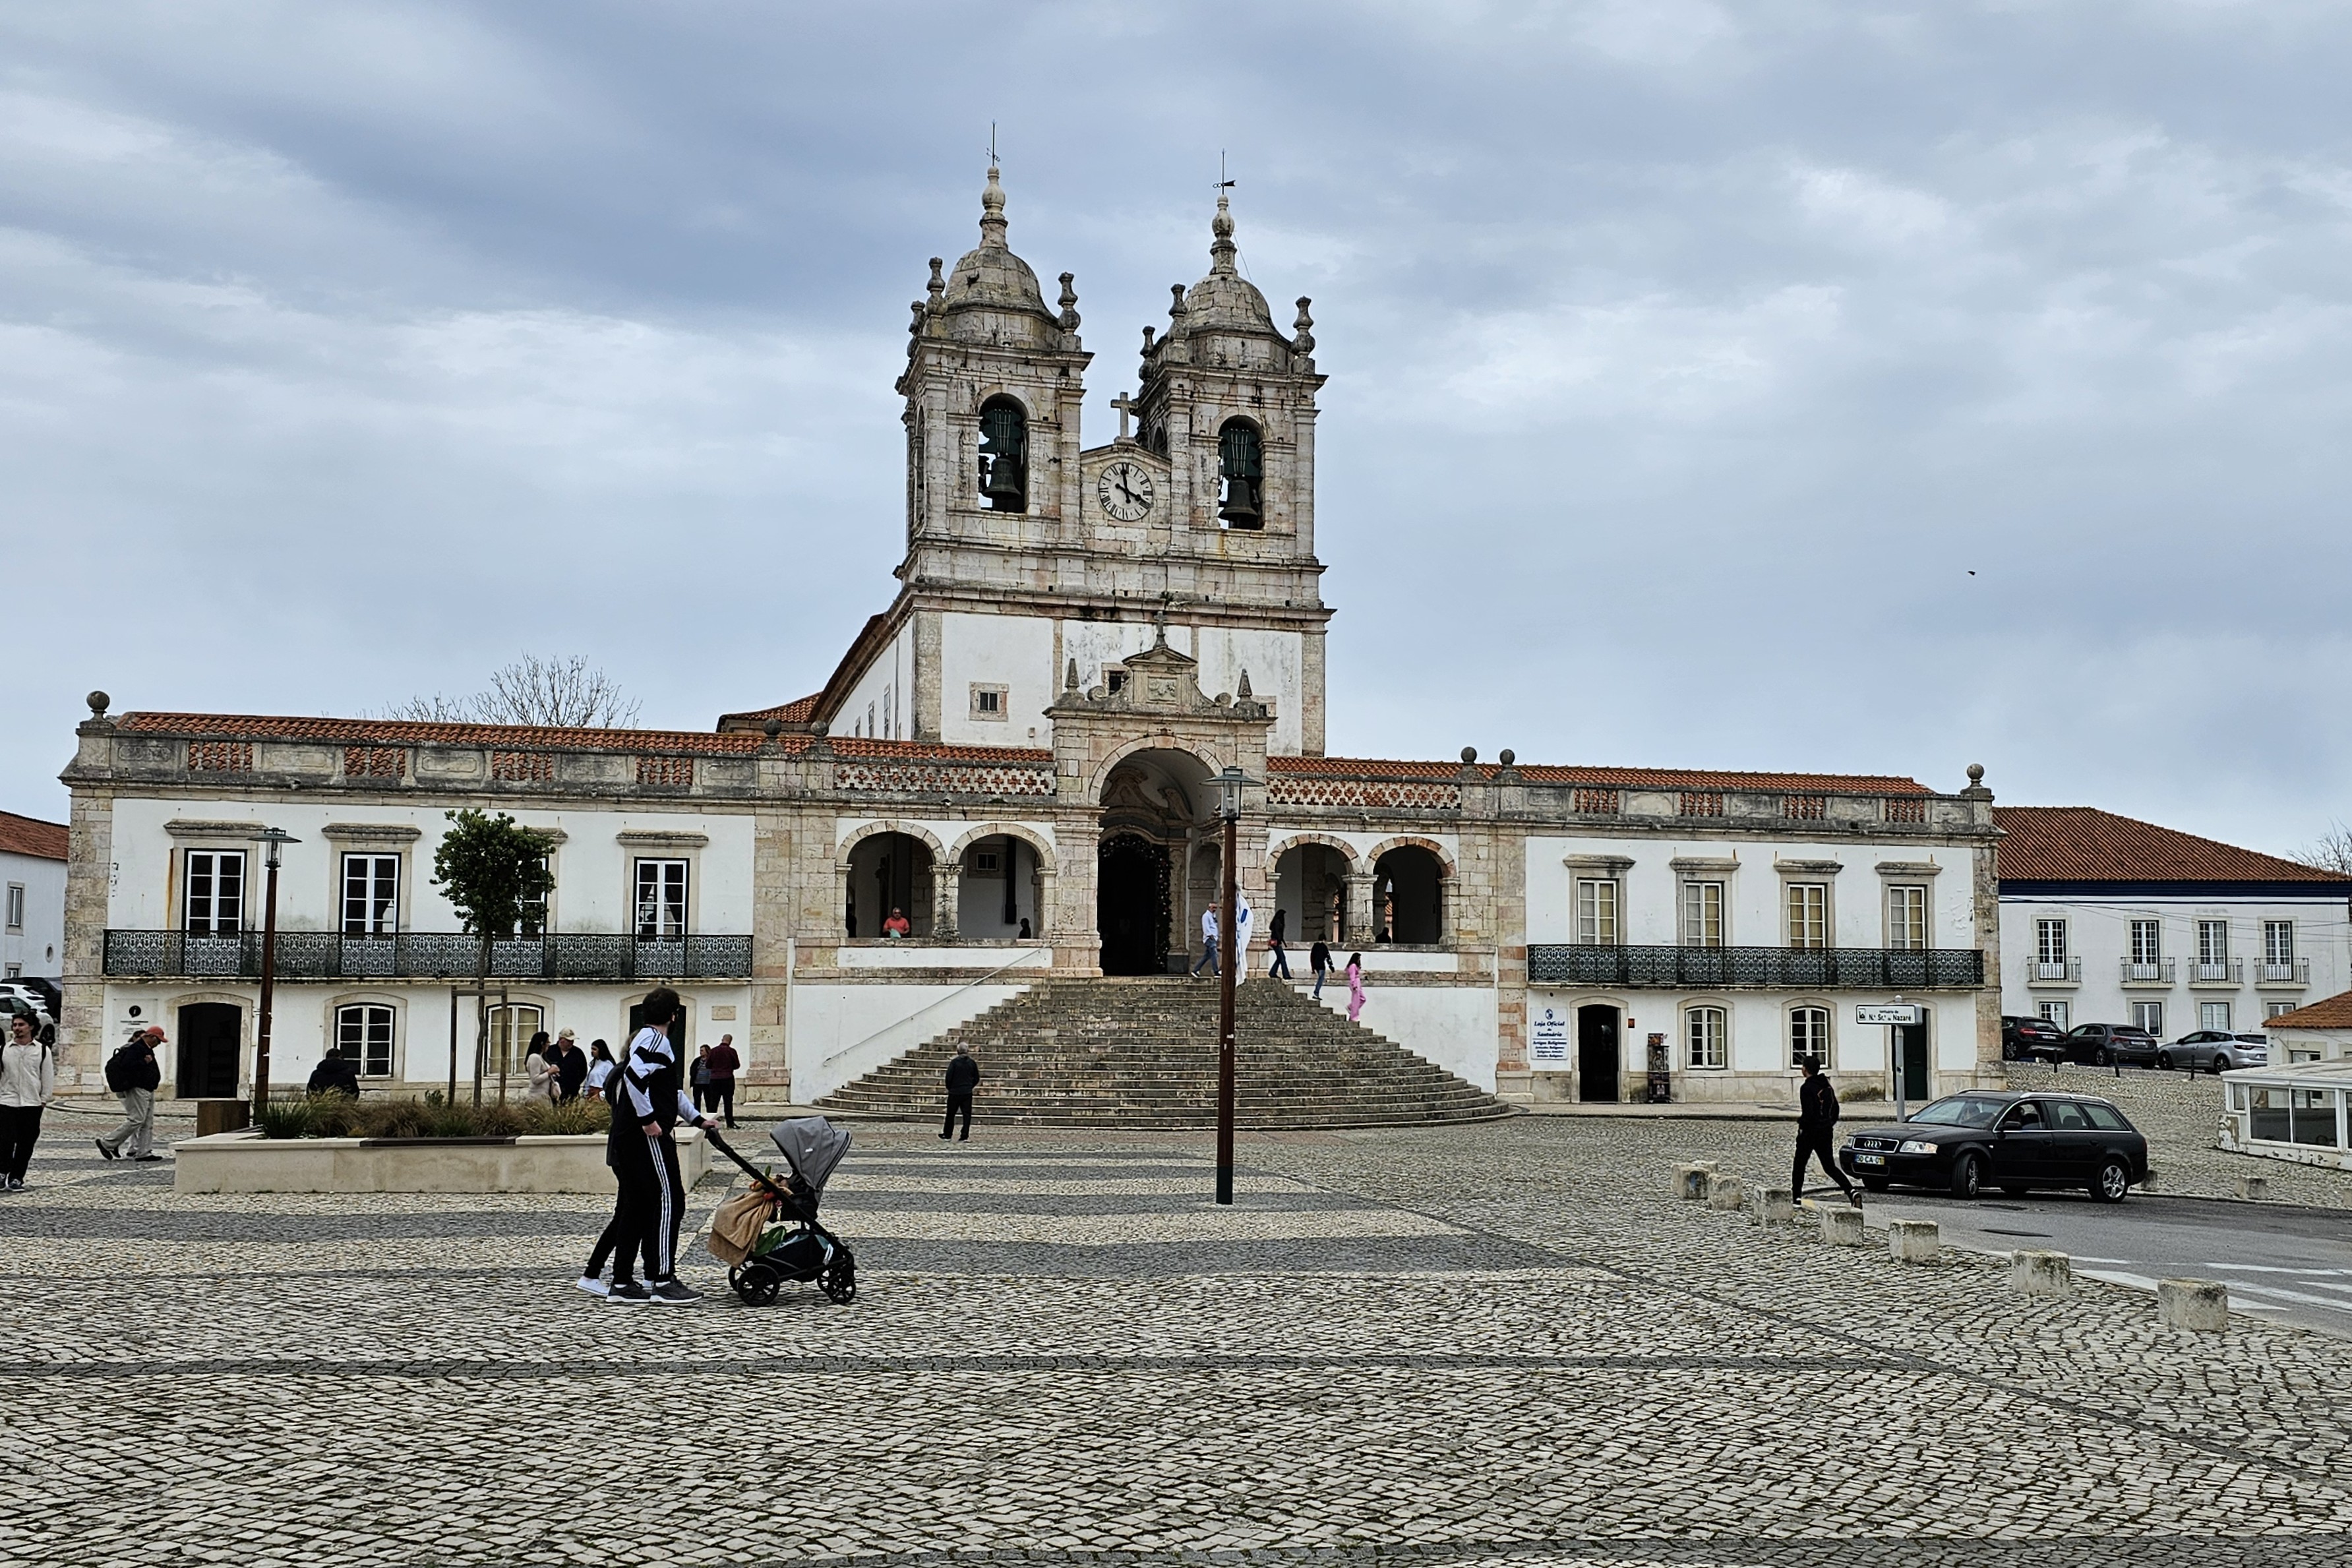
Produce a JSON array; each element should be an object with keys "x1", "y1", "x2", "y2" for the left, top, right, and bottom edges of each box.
[
  {"x1": 729, "y1": 1263, "x2": 781, "y2": 1308},
  {"x1": 820, "y1": 1251, "x2": 857, "y2": 1306}
]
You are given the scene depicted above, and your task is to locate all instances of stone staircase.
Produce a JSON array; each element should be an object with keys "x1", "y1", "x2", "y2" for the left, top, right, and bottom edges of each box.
[{"x1": 814, "y1": 977, "x2": 1513, "y2": 1129}]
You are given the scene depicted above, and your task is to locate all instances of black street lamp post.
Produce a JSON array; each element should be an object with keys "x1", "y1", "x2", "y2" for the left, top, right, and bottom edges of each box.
[
  {"x1": 1212, "y1": 764, "x2": 1255, "y2": 1207},
  {"x1": 249, "y1": 828, "x2": 299, "y2": 1118}
]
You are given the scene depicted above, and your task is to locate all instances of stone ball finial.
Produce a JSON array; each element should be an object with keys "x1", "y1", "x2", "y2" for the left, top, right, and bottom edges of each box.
[
  {"x1": 1967, "y1": 763, "x2": 1985, "y2": 784},
  {"x1": 1461, "y1": 746, "x2": 1478, "y2": 764},
  {"x1": 762, "y1": 718, "x2": 782, "y2": 741},
  {"x1": 1499, "y1": 748, "x2": 1515, "y2": 767},
  {"x1": 87, "y1": 690, "x2": 111, "y2": 719}
]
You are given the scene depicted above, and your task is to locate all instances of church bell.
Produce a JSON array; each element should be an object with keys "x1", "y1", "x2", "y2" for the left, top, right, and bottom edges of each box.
[
  {"x1": 982, "y1": 454, "x2": 1025, "y2": 508},
  {"x1": 1217, "y1": 477, "x2": 1260, "y2": 525}
]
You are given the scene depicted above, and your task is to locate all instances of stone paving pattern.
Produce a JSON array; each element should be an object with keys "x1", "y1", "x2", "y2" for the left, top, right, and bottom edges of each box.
[{"x1": 4, "y1": 1075, "x2": 2352, "y2": 1565}]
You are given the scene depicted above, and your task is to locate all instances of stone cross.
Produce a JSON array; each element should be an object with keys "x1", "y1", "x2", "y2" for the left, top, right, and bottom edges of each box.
[{"x1": 1110, "y1": 392, "x2": 1135, "y2": 442}]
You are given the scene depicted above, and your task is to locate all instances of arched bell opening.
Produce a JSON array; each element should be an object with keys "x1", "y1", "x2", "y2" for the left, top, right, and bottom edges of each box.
[
  {"x1": 844, "y1": 832, "x2": 936, "y2": 940},
  {"x1": 1373, "y1": 845, "x2": 1444, "y2": 945},
  {"x1": 1274, "y1": 842, "x2": 1355, "y2": 948},
  {"x1": 978, "y1": 395, "x2": 1029, "y2": 513},
  {"x1": 1217, "y1": 417, "x2": 1263, "y2": 529}
]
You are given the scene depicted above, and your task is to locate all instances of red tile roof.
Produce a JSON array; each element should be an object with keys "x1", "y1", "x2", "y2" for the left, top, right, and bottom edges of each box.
[
  {"x1": 0, "y1": 811, "x2": 67, "y2": 860},
  {"x1": 2265, "y1": 990, "x2": 2352, "y2": 1031},
  {"x1": 1993, "y1": 806, "x2": 2348, "y2": 884},
  {"x1": 1266, "y1": 755, "x2": 1933, "y2": 794},
  {"x1": 118, "y1": 711, "x2": 764, "y2": 756},
  {"x1": 715, "y1": 693, "x2": 821, "y2": 729}
]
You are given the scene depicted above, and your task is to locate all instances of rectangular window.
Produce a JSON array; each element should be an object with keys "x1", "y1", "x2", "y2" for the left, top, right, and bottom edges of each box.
[
  {"x1": 2268, "y1": 1001, "x2": 2297, "y2": 1020},
  {"x1": 335, "y1": 1003, "x2": 396, "y2": 1078},
  {"x1": 518, "y1": 855, "x2": 553, "y2": 938},
  {"x1": 2035, "y1": 919, "x2": 2067, "y2": 965},
  {"x1": 2200, "y1": 1001, "x2": 2233, "y2": 1032},
  {"x1": 2129, "y1": 919, "x2": 2161, "y2": 964},
  {"x1": 2130, "y1": 1000, "x2": 2164, "y2": 1036},
  {"x1": 183, "y1": 850, "x2": 246, "y2": 935},
  {"x1": 1680, "y1": 882, "x2": 1724, "y2": 948},
  {"x1": 2038, "y1": 1000, "x2": 2069, "y2": 1029},
  {"x1": 969, "y1": 683, "x2": 1008, "y2": 721},
  {"x1": 486, "y1": 1004, "x2": 545, "y2": 1075},
  {"x1": 1685, "y1": 1006, "x2": 1727, "y2": 1070},
  {"x1": 2265, "y1": 920, "x2": 2295, "y2": 965},
  {"x1": 634, "y1": 859, "x2": 688, "y2": 939},
  {"x1": 1886, "y1": 886, "x2": 1928, "y2": 951},
  {"x1": 2197, "y1": 920, "x2": 2229, "y2": 964},
  {"x1": 3, "y1": 884, "x2": 21, "y2": 932},
  {"x1": 1784, "y1": 883, "x2": 1828, "y2": 950},
  {"x1": 340, "y1": 855, "x2": 400, "y2": 936},
  {"x1": 1789, "y1": 1006, "x2": 1830, "y2": 1069},
  {"x1": 1575, "y1": 879, "x2": 1619, "y2": 946}
]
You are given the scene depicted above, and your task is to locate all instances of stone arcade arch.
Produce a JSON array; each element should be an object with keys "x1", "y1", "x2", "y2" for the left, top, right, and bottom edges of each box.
[
  {"x1": 1271, "y1": 834, "x2": 1362, "y2": 947},
  {"x1": 1095, "y1": 747, "x2": 1215, "y2": 976},
  {"x1": 838, "y1": 822, "x2": 947, "y2": 939},
  {"x1": 1368, "y1": 837, "x2": 1453, "y2": 946}
]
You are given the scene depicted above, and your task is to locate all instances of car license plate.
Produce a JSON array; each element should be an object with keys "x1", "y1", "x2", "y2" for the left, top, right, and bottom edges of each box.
[{"x1": 1854, "y1": 1153, "x2": 1885, "y2": 1165}]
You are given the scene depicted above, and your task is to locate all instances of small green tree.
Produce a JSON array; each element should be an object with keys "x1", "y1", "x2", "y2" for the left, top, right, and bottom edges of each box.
[{"x1": 432, "y1": 810, "x2": 557, "y2": 1102}]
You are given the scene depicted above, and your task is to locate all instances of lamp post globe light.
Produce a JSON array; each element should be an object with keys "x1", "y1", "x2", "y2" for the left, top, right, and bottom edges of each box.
[
  {"x1": 247, "y1": 828, "x2": 300, "y2": 1118},
  {"x1": 1212, "y1": 765, "x2": 1255, "y2": 1207}
]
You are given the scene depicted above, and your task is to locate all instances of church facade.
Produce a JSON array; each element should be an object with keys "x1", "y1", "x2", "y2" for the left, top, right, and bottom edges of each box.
[{"x1": 57, "y1": 168, "x2": 2004, "y2": 1112}]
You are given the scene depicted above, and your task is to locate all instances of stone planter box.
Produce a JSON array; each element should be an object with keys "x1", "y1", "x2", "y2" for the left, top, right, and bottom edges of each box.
[{"x1": 173, "y1": 1127, "x2": 711, "y2": 1193}]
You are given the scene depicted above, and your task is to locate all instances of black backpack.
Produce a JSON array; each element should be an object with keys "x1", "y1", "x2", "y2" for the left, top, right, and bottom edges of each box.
[{"x1": 104, "y1": 1042, "x2": 144, "y2": 1093}]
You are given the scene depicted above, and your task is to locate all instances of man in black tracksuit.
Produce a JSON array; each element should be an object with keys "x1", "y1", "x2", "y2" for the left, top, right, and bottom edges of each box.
[
  {"x1": 941, "y1": 1043, "x2": 979, "y2": 1141},
  {"x1": 598, "y1": 988, "x2": 719, "y2": 1304},
  {"x1": 1794, "y1": 1056, "x2": 1857, "y2": 1204}
]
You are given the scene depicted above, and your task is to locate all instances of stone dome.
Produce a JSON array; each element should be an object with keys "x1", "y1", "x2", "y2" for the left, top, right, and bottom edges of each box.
[
  {"x1": 941, "y1": 164, "x2": 1053, "y2": 322},
  {"x1": 1180, "y1": 193, "x2": 1278, "y2": 335}
]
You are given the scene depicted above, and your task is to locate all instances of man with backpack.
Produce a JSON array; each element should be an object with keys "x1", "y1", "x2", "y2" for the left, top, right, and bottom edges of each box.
[
  {"x1": 96, "y1": 1027, "x2": 166, "y2": 1163},
  {"x1": 1794, "y1": 1056, "x2": 1858, "y2": 1205}
]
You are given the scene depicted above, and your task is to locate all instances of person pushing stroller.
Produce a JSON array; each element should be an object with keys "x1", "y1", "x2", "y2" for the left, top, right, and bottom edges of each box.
[{"x1": 582, "y1": 986, "x2": 721, "y2": 1304}]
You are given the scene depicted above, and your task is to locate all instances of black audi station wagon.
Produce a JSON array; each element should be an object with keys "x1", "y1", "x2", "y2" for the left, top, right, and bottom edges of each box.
[{"x1": 1839, "y1": 1089, "x2": 2148, "y2": 1202}]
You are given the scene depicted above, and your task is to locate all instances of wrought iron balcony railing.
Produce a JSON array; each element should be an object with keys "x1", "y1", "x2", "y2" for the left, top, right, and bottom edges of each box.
[
  {"x1": 2120, "y1": 959, "x2": 2176, "y2": 984},
  {"x1": 2256, "y1": 959, "x2": 2311, "y2": 985},
  {"x1": 2189, "y1": 959, "x2": 2245, "y2": 986},
  {"x1": 103, "y1": 930, "x2": 752, "y2": 982},
  {"x1": 2029, "y1": 958, "x2": 2082, "y2": 983},
  {"x1": 1526, "y1": 945, "x2": 1983, "y2": 990}
]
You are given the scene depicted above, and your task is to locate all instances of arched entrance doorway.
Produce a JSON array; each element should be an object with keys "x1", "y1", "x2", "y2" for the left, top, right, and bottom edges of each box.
[{"x1": 1096, "y1": 748, "x2": 1213, "y2": 976}]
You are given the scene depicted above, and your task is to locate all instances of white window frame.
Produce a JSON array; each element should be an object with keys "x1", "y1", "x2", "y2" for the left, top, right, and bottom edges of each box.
[
  {"x1": 2268, "y1": 1001, "x2": 2297, "y2": 1020},
  {"x1": 1784, "y1": 882, "x2": 1828, "y2": 950},
  {"x1": 1685, "y1": 1005, "x2": 1728, "y2": 1070},
  {"x1": 2130, "y1": 1000, "x2": 2165, "y2": 1036},
  {"x1": 183, "y1": 849, "x2": 247, "y2": 936},
  {"x1": 518, "y1": 854, "x2": 554, "y2": 938},
  {"x1": 2199, "y1": 1000, "x2": 2233, "y2": 1033},
  {"x1": 2036, "y1": 919, "x2": 2067, "y2": 965},
  {"x1": 340, "y1": 853, "x2": 400, "y2": 937},
  {"x1": 2264, "y1": 920, "x2": 2295, "y2": 965},
  {"x1": 2197, "y1": 919, "x2": 2230, "y2": 965},
  {"x1": 334, "y1": 1002, "x2": 398, "y2": 1079},
  {"x1": 3, "y1": 884, "x2": 21, "y2": 933},
  {"x1": 1788, "y1": 1005, "x2": 1831, "y2": 1070},
  {"x1": 485, "y1": 1003, "x2": 546, "y2": 1076},
  {"x1": 1885, "y1": 885, "x2": 1928, "y2": 952},
  {"x1": 634, "y1": 859, "x2": 689, "y2": 940},
  {"x1": 2129, "y1": 919, "x2": 2162, "y2": 965},
  {"x1": 1575, "y1": 878, "x2": 1620, "y2": 947},
  {"x1": 2038, "y1": 1000, "x2": 2069, "y2": 1029},
  {"x1": 1681, "y1": 881, "x2": 1724, "y2": 948}
]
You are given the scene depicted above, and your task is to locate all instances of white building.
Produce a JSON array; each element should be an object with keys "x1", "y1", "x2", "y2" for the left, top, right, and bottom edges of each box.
[
  {"x1": 1997, "y1": 807, "x2": 2352, "y2": 1042},
  {"x1": 1, "y1": 811, "x2": 67, "y2": 985}
]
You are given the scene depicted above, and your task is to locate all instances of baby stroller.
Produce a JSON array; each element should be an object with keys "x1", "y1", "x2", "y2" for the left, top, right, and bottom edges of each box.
[{"x1": 704, "y1": 1117, "x2": 857, "y2": 1306}]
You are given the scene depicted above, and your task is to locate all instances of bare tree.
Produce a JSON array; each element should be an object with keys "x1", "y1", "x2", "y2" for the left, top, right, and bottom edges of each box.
[
  {"x1": 2294, "y1": 822, "x2": 2352, "y2": 876},
  {"x1": 380, "y1": 655, "x2": 642, "y2": 729}
]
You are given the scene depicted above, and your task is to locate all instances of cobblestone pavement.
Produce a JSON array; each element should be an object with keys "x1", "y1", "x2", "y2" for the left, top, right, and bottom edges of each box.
[{"x1": 6, "y1": 1101, "x2": 2352, "y2": 1566}]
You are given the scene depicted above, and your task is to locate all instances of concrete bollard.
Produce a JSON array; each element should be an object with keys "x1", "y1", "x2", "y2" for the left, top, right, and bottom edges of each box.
[
  {"x1": 2237, "y1": 1175, "x2": 2268, "y2": 1202},
  {"x1": 2157, "y1": 1277, "x2": 2230, "y2": 1331},
  {"x1": 1749, "y1": 1185, "x2": 1795, "y2": 1226},
  {"x1": 2009, "y1": 1250, "x2": 2072, "y2": 1296},
  {"x1": 1887, "y1": 1219, "x2": 1941, "y2": 1263},
  {"x1": 1706, "y1": 1174, "x2": 1747, "y2": 1211},
  {"x1": 1674, "y1": 1163, "x2": 1712, "y2": 1201},
  {"x1": 1819, "y1": 1206, "x2": 1867, "y2": 1246}
]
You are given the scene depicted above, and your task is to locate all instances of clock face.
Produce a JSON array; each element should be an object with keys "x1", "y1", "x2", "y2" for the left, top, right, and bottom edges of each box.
[{"x1": 1097, "y1": 460, "x2": 1155, "y2": 522}]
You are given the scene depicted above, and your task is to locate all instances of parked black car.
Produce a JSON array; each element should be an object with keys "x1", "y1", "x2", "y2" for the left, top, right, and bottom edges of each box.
[
  {"x1": 2058, "y1": 1021, "x2": 2161, "y2": 1066},
  {"x1": 1840, "y1": 1090, "x2": 2148, "y2": 1201},
  {"x1": 2001, "y1": 1014, "x2": 2065, "y2": 1061},
  {"x1": 2160, "y1": 1031, "x2": 2270, "y2": 1073}
]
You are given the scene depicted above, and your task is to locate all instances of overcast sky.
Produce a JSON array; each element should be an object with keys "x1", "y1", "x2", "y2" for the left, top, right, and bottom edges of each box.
[{"x1": 5, "y1": 2, "x2": 2349, "y2": 855}]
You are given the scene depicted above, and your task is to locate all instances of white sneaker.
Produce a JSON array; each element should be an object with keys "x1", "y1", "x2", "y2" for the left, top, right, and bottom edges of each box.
[{"x1": 574, "y1": 1275, "x2": 609, "y2": 1298}]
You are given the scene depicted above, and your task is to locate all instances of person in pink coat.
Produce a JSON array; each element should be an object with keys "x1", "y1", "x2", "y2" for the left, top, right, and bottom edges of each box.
[{"x1": 1344, "y1": 953, "x2": 1366, "y2": 1023}]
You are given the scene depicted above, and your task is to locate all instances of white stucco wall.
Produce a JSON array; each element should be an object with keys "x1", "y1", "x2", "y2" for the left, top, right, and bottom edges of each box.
[
  {"x1": 1310, "y1": 979, "x2": 1496, "y2": 1091},
  {"x1": 940, "y1": 611, "x2": 1054, "y2": 747},
  {"x1": 836, "y1": 620, "x2": 915, "y2": 741},
  {"x1": 1, "y1": 846, "x2": 66, "y2": 981},
  {"x1": 789, "y1": 971, "x2": 1046, "y2": 1102},
  {"x1": 107, "y1": 797, "x2": 758, "y2": 936}
]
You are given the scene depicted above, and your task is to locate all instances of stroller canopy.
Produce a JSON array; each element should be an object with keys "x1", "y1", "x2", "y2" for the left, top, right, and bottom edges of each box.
[{"x1": 770, "y1": 1116, "x2": 853, "y2": 1194}]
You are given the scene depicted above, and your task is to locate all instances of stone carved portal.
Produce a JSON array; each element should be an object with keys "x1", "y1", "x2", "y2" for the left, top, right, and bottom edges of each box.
[{"x1": 1095, "y1": 750, "x2": 1211, "y2": 976}]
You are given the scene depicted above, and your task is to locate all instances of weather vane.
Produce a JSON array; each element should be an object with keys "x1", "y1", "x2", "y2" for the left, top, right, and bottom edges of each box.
[{"x1": 1217, "y1": 148, "x2": 1234, "y2": 192}]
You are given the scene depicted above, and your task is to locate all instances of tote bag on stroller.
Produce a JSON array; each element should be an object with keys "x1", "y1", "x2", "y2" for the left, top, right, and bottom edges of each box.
[{"x1": 706, "y1": 1188, "x2": 775, "y2": 1266}]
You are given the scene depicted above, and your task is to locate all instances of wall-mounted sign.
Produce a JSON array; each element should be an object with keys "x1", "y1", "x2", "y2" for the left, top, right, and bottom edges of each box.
[
  {"x1": 1530, "y1": 1006, "x2": 1569, "y2": 1066},
  {"x1": 1855, "y1": 1004, "x2": 1925, "y2": 1027}
]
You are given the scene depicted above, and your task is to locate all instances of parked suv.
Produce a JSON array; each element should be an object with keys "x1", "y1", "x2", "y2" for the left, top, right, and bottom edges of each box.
[
  {"x1": 2059, "y1": 1022, "x2": 2160, "y2": 1066},
  {"x1": 2002, "y1": 1015, "x2": 2066, "y2": 1062},
  {"x1": 2161, "y1": 1031, "x2": 2270, "y2": 1073}
]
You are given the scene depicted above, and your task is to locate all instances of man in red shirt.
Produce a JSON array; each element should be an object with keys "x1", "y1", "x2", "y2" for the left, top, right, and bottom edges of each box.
[{"x1": 706, "y1": 1033, "x2": 741, "y2": 1129}]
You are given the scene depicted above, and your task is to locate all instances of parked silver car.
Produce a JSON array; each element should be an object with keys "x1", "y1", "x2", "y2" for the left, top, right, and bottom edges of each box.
[{"x1": 2159, "y1": 1031, "x2": 2269, "y2": 1073}]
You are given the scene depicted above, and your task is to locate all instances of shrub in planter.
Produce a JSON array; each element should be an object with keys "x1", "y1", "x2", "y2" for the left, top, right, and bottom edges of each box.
[{"x1": 257, "y1": 1094, "x2": 611, "y2": 1139}]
